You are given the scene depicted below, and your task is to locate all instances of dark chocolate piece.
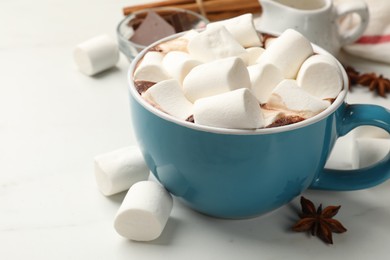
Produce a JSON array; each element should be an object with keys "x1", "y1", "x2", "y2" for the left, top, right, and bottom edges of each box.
[
  {"x1": 148, "y1": 46, "x2": 164, "y2": 52},
  {"x1": 185, "y1": 115, "x2": 194, "y2": 123},
  {"x1": 169, "y1": 12, "x2": 192, "y2": 32},
  {"x1": 127, "y1": 17, "x2": 143, "y2": 31},
  {"x1": 130, "y1": 11, "x2": 175, "y2": 46},
  {"x1": 324, "y1": 98, "x2": 336, "y2": 103},
  {"x1": 266, "y1": 115, "x2": 305, "y2": 128}
]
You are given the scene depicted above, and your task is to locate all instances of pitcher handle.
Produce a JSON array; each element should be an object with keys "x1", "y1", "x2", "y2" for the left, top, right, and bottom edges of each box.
[
  {"x1": 336, "y1": 0, "x2": 369, "y2": 46},
  {"x1": 310, "y1": 104, "x2": 390, "y2": 190}
]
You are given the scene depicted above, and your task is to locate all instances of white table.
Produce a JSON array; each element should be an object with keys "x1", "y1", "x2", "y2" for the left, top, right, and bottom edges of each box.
[{"x1": 1, "y1": 0, "x2": 390, "y2": 259}]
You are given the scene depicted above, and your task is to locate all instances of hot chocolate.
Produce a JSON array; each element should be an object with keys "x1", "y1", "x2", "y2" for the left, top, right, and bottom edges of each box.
[{"x1": 131, "y1": 14, "x2": 343, "y2": 130}]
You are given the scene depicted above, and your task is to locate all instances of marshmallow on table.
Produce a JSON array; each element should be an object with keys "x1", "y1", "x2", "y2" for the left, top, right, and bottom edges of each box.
[
  {"x1": 114, "y1": 181, "x2": 173, "y2": 241},
  {"x1": 94, "y1": 146, "x2": 150, "y2": 196},
  {"x1": 74, "y1": 34, "x2": 119, "y2": 76},
  {"x1": 245, "y1": 47, "x2": 265, "y2": 66},
  {"x1": 133, "y1": 51, "x2": 170, "y2": 82},
  {"x1": 264, "y1": 36, "x2": 276, "y2": 49},
  {"x1": 183, "y1": 57, "x2": 250, "y2": 102},
  {"x1": 325, "y1": 133, "x2": 359, "y2": 170},
  {"x1": 356, "y1": 138, "x2": 390, "y2": 168},
  {"x1": 266, "y1": 79, "x2": 331, "y2": 118},
  {"x1": 162, "y1": 51, "x2": 201, "y2": 83},
  {"x1": 143, "y1": 79, "x2": 193, "y2": 120},
  {"x1": 297, "y1": 54, "x2": 343, "y2": 99},
  {"x1": 353, "y1": 125, "x2": 390, "y2": 139},
  {"x1": 207, "y1": 14, "x2": 262, "y2": 47},
  {"x1": 257, "y1": 29, "x2": 313, "y2": 79},
  {"x1": 187, "y1": 25, "x2": 247, "y2": 63},
  {"x1": 194, "y1": 88, "x2": 264, "y2": 129},
  {"x1": 248, "y1": 63, "x2": 284, "y2": 103}
]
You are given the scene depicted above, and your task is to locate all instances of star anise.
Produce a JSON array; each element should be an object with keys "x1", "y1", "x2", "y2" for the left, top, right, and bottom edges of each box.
[
  {"x1": 344, "y1": 66, "x2": 360, "y2": 90},
  {"x1": 357, "y1": 73, "x2": 390, "y2": 98},
  {"x1": 292, "y1": 196, "x2": 347, "y2": 244}
]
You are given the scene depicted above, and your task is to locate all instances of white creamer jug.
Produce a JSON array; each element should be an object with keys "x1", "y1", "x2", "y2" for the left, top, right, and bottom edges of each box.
[{"x1": 257, "y1": 0, "x2": 369, "y2": 55}]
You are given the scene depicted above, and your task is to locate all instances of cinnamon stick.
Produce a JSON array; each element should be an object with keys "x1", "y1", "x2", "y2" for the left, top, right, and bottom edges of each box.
[
  {"x1": 123, "y1": 0, "x2": 262, "y2": 19},
  {"x1": 169, "y1": 0, "x2": 260, "y2": 13},
  {"x1": 123, "y1": 0, "x2": 194, "y2": 14},
  {"x1": 206, "y1": 7, "x2": 261, "y2": 21}
]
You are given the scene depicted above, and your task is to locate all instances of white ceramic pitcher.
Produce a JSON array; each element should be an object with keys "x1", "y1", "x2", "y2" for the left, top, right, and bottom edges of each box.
[{"x1": 257, "y1": 0, "x2": 369, "y2": 55}]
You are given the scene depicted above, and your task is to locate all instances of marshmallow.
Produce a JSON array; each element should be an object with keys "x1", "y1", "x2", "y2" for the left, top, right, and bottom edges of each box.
[
  {"x1": 248, "y1": 63, "x2": 284, "y2": 103},
  {"x1": 353, "y1": 126, "x2": 390, "y2": 139},
  {"x1": 154, "y1": 37, "x2": 189, "y2": 54},
  {"x1": 114, "y1": 181, "x2": 173, "y2": 241},
  {"x1": 257, "y1": 29, "x2": 313, "y2": 79},
  {"x1": 162, "y1": 51, "x2": 201, "y2": 83},
  {"x1": 325, "y1": 134, "x2": 359, "y2": 170},
  {"x1": 187, "y1": 25, "x2": 247, "y2": 62},
  {"x1": 183, "y1": 57, "x2": 250, "y2": 102},
  {"x1": 143, "y1": 79, "x2": 193, "y2": 120},
  {"x1": 179, "y1": 29, "x2": 199, "y2": 41},
  {"x1": 94, "y1": 146, "x2": 150, "y2": 196},
  {"x1": 207, "y1": 14, "x2": 262, "y2": 47},
  {"x1": 133, "y1": 51, "x2": 170, "y2": 82},
  {"x1": 264, "y1": 36, "x2": 277, "y2": 49},
  {"x1": 266, "y1": 79, "x2": 330, "y2": 118},
  {"x1": 194, "y1": 88, "x2": 264, "y2": 129},
  {"x1": 245, "y1": 47, "x2": 265, "y2": 66},
  {"x1": 262, "y1": 109, "x2": 284, "y2": 127},
  {"x1": 356, "y1": 138, "x2": 390, "y2": 168},
  {"x1": 297, "y1": 54, "x2": 343, "y2": 99},
  {"x1": 74, "y1": 35, "x2": 119, "y2": 76}
]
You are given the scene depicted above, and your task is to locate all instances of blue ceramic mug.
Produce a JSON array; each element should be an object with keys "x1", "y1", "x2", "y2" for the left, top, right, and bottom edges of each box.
[{"x1": 128, "y1": 34, "x2": 390, "y2": 219}]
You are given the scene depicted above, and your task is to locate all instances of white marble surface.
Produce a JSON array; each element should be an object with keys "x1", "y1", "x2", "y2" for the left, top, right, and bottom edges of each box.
[{"x1": 1, "y1": 0, "x2": 390, "y2": 259}]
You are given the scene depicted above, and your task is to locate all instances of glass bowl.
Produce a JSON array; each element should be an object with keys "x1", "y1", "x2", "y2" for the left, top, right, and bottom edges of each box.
[{"x1": 117, "y1": 7, "x2": 209, "y2": 61}]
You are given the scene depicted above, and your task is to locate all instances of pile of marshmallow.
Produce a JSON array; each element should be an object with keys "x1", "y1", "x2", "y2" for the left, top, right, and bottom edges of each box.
[
  {"x1": 94, "y1": 146, "x2": 173, "y2": 241},
  {"x1": 133, "y1": 14, "x2": 343, "y2": 130}
]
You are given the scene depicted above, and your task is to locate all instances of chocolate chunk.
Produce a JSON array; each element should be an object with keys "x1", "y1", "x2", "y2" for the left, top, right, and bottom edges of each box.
[
  {"x1": 324, "y1": 98, "x2": 336, "y2": 104},
  {"x1": 127, "y1": 17, "x2": 143, "y2": 32},
  {"x1": 169, "y1": 12, "x2": 193, "y2": 32},
  {"x1": 148, "y1": 46, "x2": 164, "y2": 52},
  {"x1": 150, "y1": 38, "x2": 189, "y2": 54},
  {"x1": 185, "y1": 115, "x2": 195, "y2": 123},
  {"x1": 130, "y1": 11, "x2": 175, "y2": 46},
  {"x1": 134, "y1": 81, "x2": 156, "y2": 94},
  {"x1": 266, "y1": 115, "x2": 305, "y2": 128}
]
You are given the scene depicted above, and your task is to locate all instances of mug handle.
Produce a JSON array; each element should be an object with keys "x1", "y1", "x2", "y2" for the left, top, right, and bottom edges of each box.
[
  {"x1": 336, "y1": 0, "x2": 369, "y2": 46},
  {"x1": 310, "y1": 104, "x2": 390, "y2": 190}
]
